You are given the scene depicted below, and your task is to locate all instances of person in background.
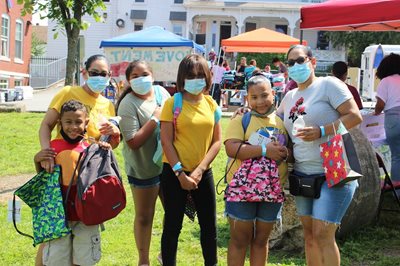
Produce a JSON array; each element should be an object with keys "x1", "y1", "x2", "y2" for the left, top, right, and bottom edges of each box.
[
  {"x1": 264, "y1": 64, "x2": 271, "y2": 74},
  {"x1": 282, "y1": 79, "x2": 298, "y2": 98},
  {"x1": 160, "y1": 54, "x2": 222, "y2": 266},
  {"x1": 208, "y1": 48, "x2": 217, "y2": 65},
  {"x1": 244, "y1": 59, "x2": 257, "y2": 80},
  {"x1": 236, "y1": 57, "x2": 247, "y2": 73},
  {"x1": 211, "y1": 56, "x2": 226, "y2": 106},
  {"x1": 374, "y1": 53, "x2": 400, "y2": 187},
  {"x1": 332, "y1": 61, "x2": 363, "y2": 110},
  {"x1": 116, "y1": 60, "x2": 170, "y2": 266},
  {"x1": 277, "y1": 45, "x2": 362, "y2": 266},
  {"x1": 272, "y1": 57, "x2": 288, "y2": 81},
  {"x1": 223, "y1": 60, "x2": 231, "y2": 71}
]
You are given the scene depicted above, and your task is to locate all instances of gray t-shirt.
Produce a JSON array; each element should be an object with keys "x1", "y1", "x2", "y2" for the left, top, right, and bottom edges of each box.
[
  {"x1": 277, "y1": 77, "x2": 352, "y2": 174},
  {"x1": 118, "y1": 86, "x2": 170, "y2": 179}
]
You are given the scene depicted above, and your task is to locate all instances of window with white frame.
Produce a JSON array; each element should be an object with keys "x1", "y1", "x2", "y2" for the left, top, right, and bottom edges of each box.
[
  {"x1": 0, "y1": 79, "x2": 8, "y2": 88},
  {"x1": 172, "y1": 24, "x2": 183, "y2": 36},
  {"x1": 14, "y1": 80, "x2": 22, "y2": 87},
  {"x1": 1, "y1": 15, "x2": 10, "y2": 57},
  {"x1": 15, "y1": 20, "x2": 23, "y2": 60}
]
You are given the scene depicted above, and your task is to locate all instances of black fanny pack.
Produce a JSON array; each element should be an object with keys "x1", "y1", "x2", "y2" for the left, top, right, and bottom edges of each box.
[{"x1": 289, "y1": 172, "x2": 326, "y2": 199}]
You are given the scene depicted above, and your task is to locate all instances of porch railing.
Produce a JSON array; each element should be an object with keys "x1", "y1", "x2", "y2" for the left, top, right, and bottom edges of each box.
[{"x1": 29, "y1": 56, "x2": 67, "y2": 89}]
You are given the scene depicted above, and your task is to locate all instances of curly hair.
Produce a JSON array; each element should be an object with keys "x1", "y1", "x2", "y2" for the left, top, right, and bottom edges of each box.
[
  {"x1": 60, "y1": 99, "x2": 87, "y2": 117},
  {"x1": 376, "y1": 53, "x2": 400, "y2": 80}
]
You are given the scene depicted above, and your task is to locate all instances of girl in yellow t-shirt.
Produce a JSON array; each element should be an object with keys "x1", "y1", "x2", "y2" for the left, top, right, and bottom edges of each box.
[
  {"x1": 224, "y1": 75, "x2": 289, "y2": 266},
  {"x1": 160, "y1": 54, "x2": 222, "y2": 265}
]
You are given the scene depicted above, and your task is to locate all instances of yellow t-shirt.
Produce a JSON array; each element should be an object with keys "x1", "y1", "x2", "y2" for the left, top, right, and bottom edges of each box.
[
  {"x1": 224, "y1": 113, "x2": 288, "y2": 183},
  {"x1": 49, "y1": 86, "x2": 116, "y2": 140},
  {"x1": 160, "y1": 95, "x2": 218, "y2": 172}
]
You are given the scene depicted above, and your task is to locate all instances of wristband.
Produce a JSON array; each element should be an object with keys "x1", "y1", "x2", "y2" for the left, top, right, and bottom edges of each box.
[
  {"x1": 150, "y1": 115, "x2": 160, "y2": 126},
  {"x1": 261, "y1": 143, "x2": 267, "y2": 157},
  {"x1": 319, "y1": 125, "x2": 326, "y2": 137},
  {"x1": 172, "y1": 161, "x2": 182, "y2": 172},
  {"x1": 174, "y1": 169, "x2": 184, "y2": 177}
]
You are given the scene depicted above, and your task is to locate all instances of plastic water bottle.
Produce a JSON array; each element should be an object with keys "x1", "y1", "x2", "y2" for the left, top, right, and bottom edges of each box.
[
  {"x1": 292, "y1": 115, "x2": 305, "y2": 136},
  {"x1": 99, "y1": 116, "x2": 121, "y2": 143},
  {"x1": 292, "y1": 115, "x2": 305, "y2": 143}
]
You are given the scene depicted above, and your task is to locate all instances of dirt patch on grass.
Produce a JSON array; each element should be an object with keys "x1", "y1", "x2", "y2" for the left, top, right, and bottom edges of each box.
[{"x1": 0, "y1": 174, "x2": 33, "y2": 203}]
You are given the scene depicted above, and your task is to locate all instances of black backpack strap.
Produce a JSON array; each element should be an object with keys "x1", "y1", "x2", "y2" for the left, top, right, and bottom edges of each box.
[
  {"x1": 13, "y1": 193, "x2": 35, "y2": 246},
  {"x1": 216, "y1": 142, "x2": 244, "y2": 195},
  {"x1": 65, "y1": 149, "x2": 85, "y2": 220}
]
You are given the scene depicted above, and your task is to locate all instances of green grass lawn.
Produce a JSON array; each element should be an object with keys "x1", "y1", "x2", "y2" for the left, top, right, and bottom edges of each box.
[{"x1": 0, "y1": 112, "x2": 399, "y2": 265}]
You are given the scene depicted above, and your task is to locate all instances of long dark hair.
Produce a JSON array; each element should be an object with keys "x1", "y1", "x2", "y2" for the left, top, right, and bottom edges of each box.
[
  {"x1": 376, "y1": 53, "x2": 400, "y2": 80},
  {"x1": 115, "y1": 60, "x2": 152, "y2": 112}
]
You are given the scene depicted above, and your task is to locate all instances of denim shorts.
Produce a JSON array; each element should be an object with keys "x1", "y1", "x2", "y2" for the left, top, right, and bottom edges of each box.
[
  {"x1": 225, "y1": 201, "x2": 282, "y2": 223},
  {"x1": 128, "y1": 175, "x2": 160, "y2": 189},
  {"x1": 295, "y1": 173, "x2": 358, "y2": 224}
]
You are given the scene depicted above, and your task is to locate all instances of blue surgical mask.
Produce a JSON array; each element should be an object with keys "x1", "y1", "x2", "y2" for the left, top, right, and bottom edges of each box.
[
  {"x1": 130, "y1": 76, "x2": 153, "y2": 95},
  {"x1": 288, "y1": 62, "x2": 312, "y2": 84},
  {"x1": 86, "y1": 76, "x2": 110, "y2": 94},
  {"x1": 184, "y1": 78, "x2": 206, "y2": 95}
]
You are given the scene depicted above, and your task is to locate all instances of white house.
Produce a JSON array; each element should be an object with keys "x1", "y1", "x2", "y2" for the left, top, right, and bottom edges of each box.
[{"x1": 45, "y1": 0, "x2": 345, "y2": 70}]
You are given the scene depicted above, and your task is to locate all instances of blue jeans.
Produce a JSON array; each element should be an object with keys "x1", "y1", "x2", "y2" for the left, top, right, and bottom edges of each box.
[
  {"x1": 294, "y1": 171, "x2": 358, "y2": 224},
  {"x1": 385, "y1": 106, "x2": 400, "y2": 182},
  {"x1": 225, "y1": 201, "x2": 282, "y2": 223}
]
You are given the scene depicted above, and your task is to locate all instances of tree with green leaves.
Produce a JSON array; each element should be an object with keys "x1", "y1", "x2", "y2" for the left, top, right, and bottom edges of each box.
[
  {"x1": 31, "y1": 32, "x2": 46, "y2": 56},
  {"x1": 18, "y1": 0, "x2": 106, "y2": 85},
  {"x1": 326, "y1": 32, "x2": 400, "y2": 67}
]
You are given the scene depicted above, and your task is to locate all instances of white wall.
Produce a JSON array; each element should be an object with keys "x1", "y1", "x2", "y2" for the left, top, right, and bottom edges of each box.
[{"x1": 46, "y1": 0, "x2": 187, "y2": 61}]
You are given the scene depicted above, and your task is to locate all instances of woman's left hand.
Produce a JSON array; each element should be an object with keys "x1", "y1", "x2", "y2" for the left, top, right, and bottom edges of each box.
[
  {"x1": 190, "y1": 167, "x2": 205, "y2": 185},
  {"x1": 99, "y1": 121, "x2": 120, "y2": 137},
  {"x1": 296, "y1": 126, "x2": 321, "y2": 142}
]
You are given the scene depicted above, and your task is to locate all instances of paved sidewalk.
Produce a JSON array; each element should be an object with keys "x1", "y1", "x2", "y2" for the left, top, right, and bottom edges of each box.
[{"x1": 22, "y1": 84, "x2": 63, "y2": 112}]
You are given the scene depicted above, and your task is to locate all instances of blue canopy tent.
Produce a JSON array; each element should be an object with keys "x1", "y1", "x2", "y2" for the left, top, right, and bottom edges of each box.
[
  {"x1": 100, "y1": 27, "x2": 205, "y2": 82},
  {"x1": 100, "y1": 26, "x2": 205, "y2": 53}
]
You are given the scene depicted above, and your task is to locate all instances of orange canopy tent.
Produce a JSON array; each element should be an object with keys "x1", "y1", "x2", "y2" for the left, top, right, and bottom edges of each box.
[{"x1": 221, "y1": 28, "x2": 307, "y2": 53}]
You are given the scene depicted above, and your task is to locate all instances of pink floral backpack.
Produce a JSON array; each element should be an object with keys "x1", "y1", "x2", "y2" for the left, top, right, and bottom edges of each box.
[
  {"x1": 224, "y1": 156, "x2": 284, "y2": 203},
  {"x1": 223, "y1": 112, "x2": 286, "y2": 203}
]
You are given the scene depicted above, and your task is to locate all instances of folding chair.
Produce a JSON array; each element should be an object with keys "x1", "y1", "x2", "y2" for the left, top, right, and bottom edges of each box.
[{"x1": 376, "y1": 152, "x2": 400, "y2": 221}]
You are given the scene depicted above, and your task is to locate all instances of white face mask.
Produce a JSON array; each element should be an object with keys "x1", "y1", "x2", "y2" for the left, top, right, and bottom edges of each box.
[{"x1": 130, "y1": 76, "x2": 153, "y2": 95}]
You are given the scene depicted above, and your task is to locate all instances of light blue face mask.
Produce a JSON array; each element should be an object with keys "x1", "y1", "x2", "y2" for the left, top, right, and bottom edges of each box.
[
  {"x1": 184, "y1": 78, "x2": 206, "y2": 95},
  {"x1": 86, "y1": 76, "x2": 110, "y2": 94},
  {"x1": 288, "y1": 62, "x2": 312, "y2": 84},
  {"x1": 130, "y1": 75, "x2": 153, "y2": 95}
]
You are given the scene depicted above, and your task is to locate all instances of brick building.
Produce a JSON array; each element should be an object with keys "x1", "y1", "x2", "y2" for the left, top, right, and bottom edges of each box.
[{"x1": 0, "y1": 0, "x2": 32, "y2": 89}]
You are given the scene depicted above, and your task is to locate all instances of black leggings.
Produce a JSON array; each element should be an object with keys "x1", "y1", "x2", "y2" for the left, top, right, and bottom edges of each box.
[
  {"x1": 160, "y1": 163, "x2": 217, "y2": 266},
  {"x1": 211, "y1": 83, "x2": 221, "y2": 106}
]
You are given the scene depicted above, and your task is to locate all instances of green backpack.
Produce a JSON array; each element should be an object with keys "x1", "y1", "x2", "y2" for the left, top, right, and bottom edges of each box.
[{"x1": 13, "y1": 165, "x2": 71, "y2": 246}]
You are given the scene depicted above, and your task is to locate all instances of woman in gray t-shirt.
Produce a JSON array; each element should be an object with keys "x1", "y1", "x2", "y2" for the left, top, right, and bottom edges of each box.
[{"x1": 277, "y1": 45, "x2": 362, "y2": 266}]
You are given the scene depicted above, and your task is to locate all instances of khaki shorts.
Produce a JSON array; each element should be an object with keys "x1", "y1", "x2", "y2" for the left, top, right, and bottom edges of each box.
[{"x1": 43, "y1": 221, "x2": 101, "y2": 266}]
